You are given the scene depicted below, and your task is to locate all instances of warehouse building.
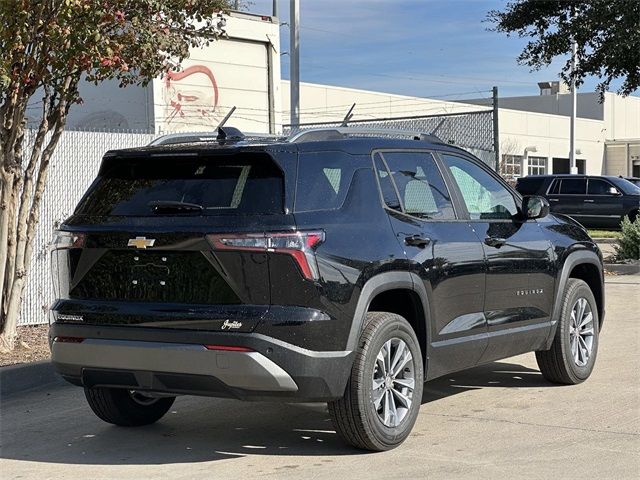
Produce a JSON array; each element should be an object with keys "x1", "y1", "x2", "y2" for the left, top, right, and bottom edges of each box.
[{"x1": 61, "y1": 11, "x2": 640, "y2": 179}]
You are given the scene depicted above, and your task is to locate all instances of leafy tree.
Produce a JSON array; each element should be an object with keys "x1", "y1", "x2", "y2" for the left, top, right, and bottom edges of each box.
[
  {"x1": 488, "y1": 0, "x2": 640, "y2": 96},
  {"x1": 0, "y1": 0, "x2": 233, "y2": 351}
]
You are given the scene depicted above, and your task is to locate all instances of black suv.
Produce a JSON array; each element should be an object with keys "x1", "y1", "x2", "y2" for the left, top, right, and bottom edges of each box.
[
  {"x1": 516, "y1": 174, "x2": 640, "y2": 229},
  {"x1": 50, "y1": 127, "x2": 605, "y2": 451}
]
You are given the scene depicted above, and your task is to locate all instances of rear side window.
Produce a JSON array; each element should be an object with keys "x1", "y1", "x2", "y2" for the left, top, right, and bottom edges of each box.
[
  {"x1": 378, "y1": 151, "x2": 455, "y2": 220},
  {"x1": 294, "y1": 152, "x2": 358, "y2": 212},
  {"x1": 76, "y1": 153, "x2": 284, "y2": 216},
  {"x1": 559, "y1": 178, "x2": 586, "y2": 195}
]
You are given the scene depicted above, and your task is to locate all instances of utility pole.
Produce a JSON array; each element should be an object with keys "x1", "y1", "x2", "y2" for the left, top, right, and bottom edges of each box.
[
  {"x1": 492, "y1": 86, "x2": 500, "y2": 173},
  {"x1": 273, "y1": 0, "x2": 279, "y2": 18},
  {"x1": 290, "y1": 0, "x2": 300, "y2": 128},
  {"x1": 569, "y1": 10, "x2": 578, "y2": 174}
]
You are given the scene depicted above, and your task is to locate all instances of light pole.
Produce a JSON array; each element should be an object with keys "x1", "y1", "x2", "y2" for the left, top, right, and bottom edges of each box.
[
  {"x1": 289, "y1": 0, "x2": 300, "y2": 129},
  {"x1": 569, "y1": 10, "x2": 578, "y2": 174}
]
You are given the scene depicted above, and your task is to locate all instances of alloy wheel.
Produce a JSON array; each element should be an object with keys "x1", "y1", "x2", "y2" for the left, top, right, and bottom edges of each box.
[
  {"x1": 569, "y1": 297, "x2": 595, "y2": 367},
  {"x1": 372, "y1": 338, "x2": 416, "y2": 428}
]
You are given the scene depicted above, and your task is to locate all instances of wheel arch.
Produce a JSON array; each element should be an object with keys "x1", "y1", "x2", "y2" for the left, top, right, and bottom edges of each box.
[
  {"x1": 545, "y1": 250, "x2": 604, "y2": 349},
  {"x1": 347, "y1": 272, "x2": 430, "y2": 367}
]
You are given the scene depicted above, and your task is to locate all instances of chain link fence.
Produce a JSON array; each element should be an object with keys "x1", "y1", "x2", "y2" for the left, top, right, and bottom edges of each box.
[
  {"x1": 19, "y1": 129, "x2": 156, "y2": 325},
  {"x1": 284, "y1": 109, "x2": 496, "y2": 167}
]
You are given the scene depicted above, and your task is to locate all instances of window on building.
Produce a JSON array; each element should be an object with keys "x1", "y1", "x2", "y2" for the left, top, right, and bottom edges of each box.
[
  {"x1": 502, "y1": 155, "x2": 523, "y2": 178},
  {"x1": 527, "y1": 156, "x2": 547, "y2": 176}
]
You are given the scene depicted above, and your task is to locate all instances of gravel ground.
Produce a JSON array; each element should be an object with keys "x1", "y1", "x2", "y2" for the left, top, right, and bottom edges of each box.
[{"x1": 0, "y1": 324, "x2": 50, "y2": 366}]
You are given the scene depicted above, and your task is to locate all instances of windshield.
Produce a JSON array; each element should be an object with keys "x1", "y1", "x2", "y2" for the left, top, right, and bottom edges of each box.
[
  {"x1": 75, "y1": 153, "x2": 284, "y2": 216},
  {"x1": 613, "y1": 177, "x2": 640, "y2": 195}
]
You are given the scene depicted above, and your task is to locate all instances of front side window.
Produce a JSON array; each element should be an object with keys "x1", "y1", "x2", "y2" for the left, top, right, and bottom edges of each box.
[
  {"x1": 587, "y1": 179, "x2": 617, "y2": 195},
  {"x1": 380, "y1": 151, "x2": 455, "y2": 220},
  {"x1": 442, "y1": 154, "x2": 518, "y2": 220}
]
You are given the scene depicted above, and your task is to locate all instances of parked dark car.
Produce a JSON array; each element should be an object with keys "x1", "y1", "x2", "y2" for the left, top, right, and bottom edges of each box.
[
  {"x1": 516, "y1": 174, "x2": 640, "y2": 229},
  {"x1": 49, "y1": 127, "x2": 605, "y2": 451}
]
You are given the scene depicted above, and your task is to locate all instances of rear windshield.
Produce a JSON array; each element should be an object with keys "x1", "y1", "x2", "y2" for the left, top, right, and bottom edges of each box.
[{"x1": 75, "y1": 153, "x2": 284, "y2": 216}]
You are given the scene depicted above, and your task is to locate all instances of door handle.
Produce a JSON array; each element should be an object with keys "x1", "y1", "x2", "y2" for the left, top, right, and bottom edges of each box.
[
  {"x1": 583, "y1": 199, "x2": 595, "y2": 203},
  {"x1": 405, "y1": 234, "x2": 431, "y2": 248},
  {"x1": 484, "y1": 236, "x2": 507, "y2": 248},
  {"x1": 548, "y1": 198, "x2": 559, "y2": 202}
]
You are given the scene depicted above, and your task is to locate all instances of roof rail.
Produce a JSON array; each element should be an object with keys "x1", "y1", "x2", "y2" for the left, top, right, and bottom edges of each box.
[
  {"x1": 148, "y1": 129, "x2": 280, "y2": 146},
  {"x1": 287, "y1": 127, "x2": 443, "y2": 144}
]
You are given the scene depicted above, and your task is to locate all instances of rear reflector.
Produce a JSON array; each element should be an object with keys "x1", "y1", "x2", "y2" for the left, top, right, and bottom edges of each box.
[
  {"x1": 207, "y1": 231, "x2": 325, "y2": 280},
  {"x1": 204, "y1": 345, "x2": 253, "y2": 352},
  {"x1": 54, "y1": 336, "x2": 84, "y2": 343}
]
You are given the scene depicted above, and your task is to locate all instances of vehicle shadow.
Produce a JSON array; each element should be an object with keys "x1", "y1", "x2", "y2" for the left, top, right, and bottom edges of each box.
[
  {"x1": 421, "y1": 359, "x2": 553, "y2": 404},
  {"x1": 1, "y1": 360, "x2": 553, "y2": 466}
]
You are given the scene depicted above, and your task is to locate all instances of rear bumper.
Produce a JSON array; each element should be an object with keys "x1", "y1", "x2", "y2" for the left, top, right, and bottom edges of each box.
[{"x1": 50, "y1": 323, "x2": 354, "y2": 402}]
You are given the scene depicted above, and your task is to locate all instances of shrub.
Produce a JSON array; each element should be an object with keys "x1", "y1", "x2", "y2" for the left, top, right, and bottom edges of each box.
[{"x1": 614, "y1": 216, "x2": 640, "y2": 261}]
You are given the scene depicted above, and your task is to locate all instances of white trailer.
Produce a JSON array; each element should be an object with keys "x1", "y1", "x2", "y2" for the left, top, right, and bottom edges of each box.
[{"x1": 63, "y1": 12, "x2": 282, "y2": 134}]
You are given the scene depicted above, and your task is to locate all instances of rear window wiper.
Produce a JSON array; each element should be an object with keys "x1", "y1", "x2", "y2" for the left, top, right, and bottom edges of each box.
[{"x1": 148, "y1": 200, "x2": 204, "y2": 214}]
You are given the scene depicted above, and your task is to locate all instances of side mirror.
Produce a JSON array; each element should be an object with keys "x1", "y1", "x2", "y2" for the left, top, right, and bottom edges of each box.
[
  {"x1": 608, "y1": 187, "x2": 621, "y2": 196},
  {"x1": 522, "y1": 195, "x2": 550, "y2": 220}
]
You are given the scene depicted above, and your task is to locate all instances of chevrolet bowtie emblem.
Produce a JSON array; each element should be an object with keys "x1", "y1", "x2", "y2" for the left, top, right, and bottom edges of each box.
[{"x1": 127, "y1": 236, "x2": 156, "y2": 249}]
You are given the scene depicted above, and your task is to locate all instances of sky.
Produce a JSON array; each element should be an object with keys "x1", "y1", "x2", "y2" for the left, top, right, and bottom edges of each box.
[{"x1": 248, "y1": 0, "x2": 632, "y2": 102}]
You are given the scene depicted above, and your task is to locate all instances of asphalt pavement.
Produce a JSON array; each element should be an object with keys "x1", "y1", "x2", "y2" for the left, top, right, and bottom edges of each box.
[{"x1": 1, "y1": 276, "x2": 638, "y2": 479}]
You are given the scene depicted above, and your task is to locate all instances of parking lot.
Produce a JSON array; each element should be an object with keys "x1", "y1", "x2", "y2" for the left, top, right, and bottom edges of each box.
[{"x1": 1, "y1": 276, "x2": 638, "y2": 479}]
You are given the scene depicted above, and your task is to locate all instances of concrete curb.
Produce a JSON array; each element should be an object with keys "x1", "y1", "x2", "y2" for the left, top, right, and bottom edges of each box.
[
  {"x1": 0, "y1": 360, "x2": 63, "y2": 397},
  {"x1": 593, "y1": 238, "x2": 618, "y2": 244},
  {"x1": 604, "y1": 263, "x2": 640, "y2": 275}
]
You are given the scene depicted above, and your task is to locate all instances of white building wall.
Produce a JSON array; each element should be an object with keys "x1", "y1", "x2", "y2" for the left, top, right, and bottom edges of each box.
[
  {"x1": 62, "y1": 13, "x2": 281, "y2": 134},
  {"x1": 281, "y1": 80, "x2": 484, "y2": 126},
  {"x1": 153, "y1": 14, "x2": 281, "y2": 134},
  {"x1": 499, "y1": 108, "x2": 605, "y2": 175},
  {"x1": 603, "y1": 93, "x2": 640, "y2": 140}
]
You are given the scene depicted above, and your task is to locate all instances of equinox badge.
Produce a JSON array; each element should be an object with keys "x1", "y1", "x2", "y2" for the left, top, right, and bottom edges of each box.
[{"x1": 127, "y1": 236, "x2": 156, "y2": 249}]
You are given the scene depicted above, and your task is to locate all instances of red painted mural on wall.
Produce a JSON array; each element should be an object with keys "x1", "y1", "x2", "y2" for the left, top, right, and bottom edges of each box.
[{"x1": 163, "y1": 65, "x2": 220, "y2": 128}]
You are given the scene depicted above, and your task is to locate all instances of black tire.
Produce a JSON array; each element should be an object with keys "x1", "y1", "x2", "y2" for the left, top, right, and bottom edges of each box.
[
  {"x1": 84, "y1": 387, "x2": 175, "y2": 426},
  {"x1": 328, "y1": 311, "x2": 424, "y2": 451},
  {"x1": 536, "y1": 278, "x2": 599, "y2": 385}
]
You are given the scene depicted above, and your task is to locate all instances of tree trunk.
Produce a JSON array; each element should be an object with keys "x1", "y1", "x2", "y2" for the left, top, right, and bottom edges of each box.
[
  {"x1": 0, "y1": 93, "x2": 70, "y2": 352},
  {"x1": 0, "y1": 170, "x2": 13, "y2": 318}
]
